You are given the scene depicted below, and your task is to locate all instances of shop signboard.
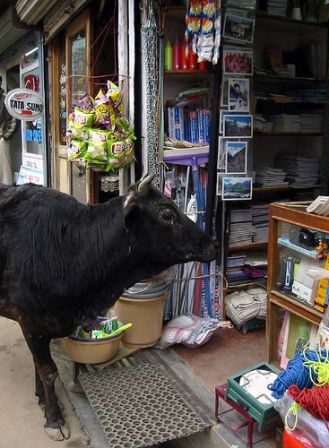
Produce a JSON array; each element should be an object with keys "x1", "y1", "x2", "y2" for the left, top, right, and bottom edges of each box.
[{"x1": 4, "y1": 88, "x2": 44, "y2": 121}]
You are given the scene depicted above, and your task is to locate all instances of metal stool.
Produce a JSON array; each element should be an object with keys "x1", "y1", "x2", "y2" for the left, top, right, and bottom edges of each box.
[{"x1": 215, "y1": 383, "x2": 256, "y2": 448}]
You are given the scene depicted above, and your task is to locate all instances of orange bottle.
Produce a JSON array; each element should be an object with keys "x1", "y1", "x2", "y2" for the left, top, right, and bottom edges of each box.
[{"x1": 189, "y1": 43, "x2": 197, "y2": 71}]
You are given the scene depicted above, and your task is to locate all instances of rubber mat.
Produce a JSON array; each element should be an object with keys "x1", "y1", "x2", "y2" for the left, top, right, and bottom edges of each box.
[{"x1": 79, "y1": 360, "x2": 211, "y2": 447}]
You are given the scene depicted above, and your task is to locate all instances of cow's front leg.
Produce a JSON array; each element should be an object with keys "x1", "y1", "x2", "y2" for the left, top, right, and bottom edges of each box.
[{"x1": 20, "y1": 326, "x2": 70, "y2": 441}]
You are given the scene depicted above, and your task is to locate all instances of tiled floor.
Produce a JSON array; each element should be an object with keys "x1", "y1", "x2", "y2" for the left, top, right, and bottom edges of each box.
[{"x1": 173, "y1": 326, "x2": 267, "y2": 392}]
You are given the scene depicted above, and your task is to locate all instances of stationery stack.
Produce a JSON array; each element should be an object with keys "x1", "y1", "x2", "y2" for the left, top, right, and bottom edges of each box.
[
  {"x1": 255, "y1": 167, "x2": 288, "y2": 187},
  {"x1": 229, "y1": 208, "x2": 253, "y2": 248},
  {"x1": 267, "y1": 0, "x2": 288, "y2": 17},
  {"x1": 251, "y1": 204, "x2": 269, "y2": 243},
  {"x1": 226, "y1": 254, "x2": 249, "y2": 284},
  {"x1": 300, "y1": 113, "x2": 323, "y2": 134},
  {"x1": 272, "y1": 114, "x2": 301, "y2": 133},
  {"x1": 276, "y1": 154, "x2": 320, "y2": 187},
  {"x1": 254, "y1": 114, "x2": 273, "y2": 133}
]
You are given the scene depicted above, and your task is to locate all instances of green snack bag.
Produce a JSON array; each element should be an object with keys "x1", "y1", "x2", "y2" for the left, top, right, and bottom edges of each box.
[
  {"x1": 73, "y1": 107, "x2": 95, "y2": 128},
  {"x1": 70, "y1": 126, "x2": 89, "y2": 141},
  {"x1": 89, "y1": 128, "x2": 113, "y2": 150},
  {"x1": 68, "y1": 139, "x2": 88, "y2": 161}
]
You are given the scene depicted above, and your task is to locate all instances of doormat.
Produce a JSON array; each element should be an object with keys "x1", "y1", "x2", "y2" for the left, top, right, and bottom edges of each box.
[{"x1": 79, "y1": 359, "x2": 211, "y2": 447}]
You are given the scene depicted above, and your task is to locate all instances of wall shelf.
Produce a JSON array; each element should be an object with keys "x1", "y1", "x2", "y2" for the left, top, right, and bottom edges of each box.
[{"x1": 256, "y1": 11, "x2": 328, "y2": 28}]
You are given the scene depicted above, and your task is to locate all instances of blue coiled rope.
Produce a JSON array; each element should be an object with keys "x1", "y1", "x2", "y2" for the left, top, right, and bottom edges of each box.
[{"x1": 268, "y1": 349, "x2": 329, "y2": 399}]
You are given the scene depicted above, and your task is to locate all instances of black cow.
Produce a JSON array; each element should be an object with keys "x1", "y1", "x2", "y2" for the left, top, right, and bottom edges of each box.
[{"x1": 0, "y1": 174, "x2": 216, "y2": 440}]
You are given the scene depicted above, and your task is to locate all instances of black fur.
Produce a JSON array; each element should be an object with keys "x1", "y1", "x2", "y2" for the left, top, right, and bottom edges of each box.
[{"x1": 0, "y1": 180, "x2": 216, "y2": 436}]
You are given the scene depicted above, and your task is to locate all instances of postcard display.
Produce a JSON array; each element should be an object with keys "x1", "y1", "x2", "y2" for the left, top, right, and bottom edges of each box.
[{"x1": 217, "y1": 1, "x2": 256, "y2": 201}]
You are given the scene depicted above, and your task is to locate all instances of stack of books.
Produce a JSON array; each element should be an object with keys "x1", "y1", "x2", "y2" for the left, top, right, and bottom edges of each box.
[
  {"x1": 226, "y1": 254, "x2": 248, "y2": 284},
  {"x1": 267, "y1": 0, "x2": 287, "y2": 16},
  {"x1": 300, "y1": 114, "x2": 323, "y2": 133},
  {"x1": 251, "y1": 204, "x2": 269, "y2": 243},
  {"x1": 229, "y1": 208, "x2": 254, "y2": 248},
  {"x1": 254, "y1": 114, "x2": 273, "y2": 133},
  {"x1": 255, "y1": 167, "x2": 288, "y2": 187},
  {"x1": 272, "y1": 114, "x2": 301, "y2": 133},
  {"x1": 276, "y1": 154, "x2": 320, "y2": 187},
  {"x1": 167, "y1": 106, "x2": 211, "y2": 144}
]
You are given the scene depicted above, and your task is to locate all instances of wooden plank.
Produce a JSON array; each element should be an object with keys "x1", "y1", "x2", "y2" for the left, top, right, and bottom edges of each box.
[{"x1": 269, "y1": 203, "x2": 329, "y2": 233}]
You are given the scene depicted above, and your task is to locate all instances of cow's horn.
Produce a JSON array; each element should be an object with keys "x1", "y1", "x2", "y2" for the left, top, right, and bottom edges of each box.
[{"x1": 138, "y1": 173, "x2": 154, "y2": 194}]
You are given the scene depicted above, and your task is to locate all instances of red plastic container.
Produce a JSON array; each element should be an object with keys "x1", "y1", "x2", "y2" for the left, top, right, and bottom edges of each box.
[{"x1": 283, "y1": 430, "x2": 313, "y2": 448}]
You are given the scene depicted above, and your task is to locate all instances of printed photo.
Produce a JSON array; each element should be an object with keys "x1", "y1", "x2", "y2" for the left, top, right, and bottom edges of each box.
[
  {"x1": 223, "y1": 114, "x2": 253, "y2": 138},
  {"x1": 220, "y1": 77, "x2": 229, "y2": 107},
  {"x1": 220, "y1": 110, "x2": 240, "y2": 134},
  {"x1": 225, "y1": 141, "x2": 247, "y2": 174},
  {"x1": 223, "y1": 14, "x2": 255, "y2": 44},
  {"x1": 223, "y1": 48, "x2": 253, "y2": 76},
  {"x1": 228, "y1": 78, "x2": 250, "y2": 111},
  {"x1": 216, "y1": 173, "x2": 222, "y2": 196},
  {"x1": 217, "y1": 137, "x2": 227, "y2": 171},
  {"x1": 222, "y1": 177, "x2": 253, "y2": 201}
]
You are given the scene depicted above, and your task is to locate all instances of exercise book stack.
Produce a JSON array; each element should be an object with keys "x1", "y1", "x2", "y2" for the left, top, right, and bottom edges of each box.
[
  {"x1": 255, "y1": 167, "x2": 288, "y2": 188},
  {"x1": 229, "y1": 208, "x2": 253, "y2": 248},
  {"x1": 275, "y1": 154, "x2": 320, "y2": 187},
  {"x1": 267, "y1": 0, "x2": 287, "y2": 17},
  {"x1": 251, "y1": 204, "x2": 269, "y2": 243}
]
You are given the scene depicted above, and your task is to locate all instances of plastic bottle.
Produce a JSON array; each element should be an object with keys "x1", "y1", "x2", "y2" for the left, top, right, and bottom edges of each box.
[
  {"x1": 173, "y1": 38, "x2": 181, "y2": 71},
  {"x1": 198, "y1": 60, "x2": 207, "y2": 71},
  {"x1": 181, "y1": 40, "x2": 188, "y2": 70},
  {"x1": 164, "y1": 40, "x2": 173, "y2": 71},
  {"x1": 189, "y1": 43, "x2": 197, "y2": 71}
]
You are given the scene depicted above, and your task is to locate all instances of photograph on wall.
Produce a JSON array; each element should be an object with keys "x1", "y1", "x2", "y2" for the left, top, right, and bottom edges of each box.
[
  {"x1": 222, "y1": 177, "x2": 253, "y2": 201},
  {"x1": 223, "y1": 14, "x2": 255, "y2": 44},
  {"x1": 223, "y1": 114, "x2": 253, "y2": 138},
  {"x1": 216, "y1": 173, "x2": 223, "y2": 196},
  {"x1": 220, "y1": 77, "x2": 229, "y2": 107},
  {"x1": 223, "y1": 48, "x2": 253, "y2": 76},
  {"x1": 228, "y1": 78, "x2": 250, "y2": 111},
  {"x1": 220, "y1": 110, "x2": 238, "y2": 133},
  {"x1": 218, "y1": 137, "x2": 227, "y2": 171},
  {"x1": 225, "y1": 141, "x2": 247, "y2": 174}
]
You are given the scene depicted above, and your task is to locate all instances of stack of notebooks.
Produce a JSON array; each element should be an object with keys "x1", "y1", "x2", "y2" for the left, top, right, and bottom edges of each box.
[
  {"x1": 272, "y1": 114, "x2": 301, "y2": 133},
  {"x1": 300, "y1": 113, "x2": 323, "y2": 133},
  {"x1": 251, "y1": 204, "x2": 269, "y2": 243},
  {"x1": 223, "y1": 0, "x2": 256, "y2": 9},
  {"x1": 226, "y1": 254, "x2": 248, "y2": 284},
  {"x1": 254, "y1": 114, "x2": 273, "y2": 133},
  {"x1": 275, "y1": 154, "x2": 320, "y2": 187},
  {"x1": 267, "y1": 0, "x2": 287, "y2": 16},
  {"x1": 229, "y1": 208, "x2": 253, "y2": 248},
  {"x1": 255, "y1": 167, "x2": 288, "y2": 188}
]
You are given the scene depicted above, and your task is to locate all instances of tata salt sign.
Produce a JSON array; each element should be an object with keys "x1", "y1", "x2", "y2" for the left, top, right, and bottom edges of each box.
[{"x1": 5, "y1": 88, "x2": 44, "y2": 121}]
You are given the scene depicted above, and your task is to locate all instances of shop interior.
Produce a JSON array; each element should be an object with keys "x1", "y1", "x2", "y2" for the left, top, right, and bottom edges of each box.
[{"x1": 57, "y1": 1, "x2": 329, "y2": 447}]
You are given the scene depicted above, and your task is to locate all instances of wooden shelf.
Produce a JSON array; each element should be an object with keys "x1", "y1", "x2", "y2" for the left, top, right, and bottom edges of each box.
[
  {"x1": 253, "y1": 185, "x2": 323, "y2": 193},
  {"x1": 164, "y1": 70, "x2": 213, "y2": 77},
  {"x1": 254, "y1": 75, "x2": 323, "y2": 83},
  {"x1": 254, "y1": 132, "x2": 323, "y2": 136},
  {"x1": 269, "y1": 290, "x2": 323, "y2": 325},
  {"x1": 229, "y1": 242, "x2": 268, "y2": 252},
  {"x1": 256, "y1": 11, "x2": 328, "y2": 28}
]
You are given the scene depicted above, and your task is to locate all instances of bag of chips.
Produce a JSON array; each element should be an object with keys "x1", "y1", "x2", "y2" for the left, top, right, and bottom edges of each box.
[{"x1": 68, "y1": 139, "x2": 88, "y2": 161}]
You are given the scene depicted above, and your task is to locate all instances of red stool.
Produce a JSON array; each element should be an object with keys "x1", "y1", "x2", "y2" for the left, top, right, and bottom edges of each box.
[{"x1": 215, "y1": 383, "x2": 256, "y2": 448}]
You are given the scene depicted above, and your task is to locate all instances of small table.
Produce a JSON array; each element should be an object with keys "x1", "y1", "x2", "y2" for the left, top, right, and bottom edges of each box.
[{"x1": 215, "y1": 383, "x2": 256, "y2": 448}]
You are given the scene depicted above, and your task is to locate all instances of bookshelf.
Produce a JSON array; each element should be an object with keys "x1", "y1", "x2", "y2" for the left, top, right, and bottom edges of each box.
[{"x1": 266, "y1": 203, "x2": 328, "y2": 364}]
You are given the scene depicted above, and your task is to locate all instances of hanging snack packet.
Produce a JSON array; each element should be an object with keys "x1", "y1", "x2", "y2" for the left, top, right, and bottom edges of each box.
[
  {"x1": 108, "y1": 137, "x2": 134, "y2": 169},
  {"x1": 89, "y1": 128, "x2": 115, "y2": 151},
  {"x1": 106, "y1": 81, "x2": 124, "y2": 115},
  {"x1": 68, "y1": 139, "x2": 88, "y2": 161},
  {"x1": 84, "y1": 144, "x2": 108, "y2": 169},
  {"x1": 94, "y1": 88, "x2": 115, "y2": 130},
  {"x1": 78, "y1": 93, "x2": 94, "y2": 111},
  {"x1": 72, "y1": 107, "x2": 95, "y2": 128}
]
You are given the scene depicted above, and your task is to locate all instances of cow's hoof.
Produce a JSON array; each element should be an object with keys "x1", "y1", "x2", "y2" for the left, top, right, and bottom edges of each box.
[{"x1": 45, "y1": 425, "x2": 71, "y2": 441}]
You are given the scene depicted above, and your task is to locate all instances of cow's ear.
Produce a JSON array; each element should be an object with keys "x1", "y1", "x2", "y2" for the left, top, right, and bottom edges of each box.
[{"x1": 123, "y1": 200, "x2": 141, "y2": 230}]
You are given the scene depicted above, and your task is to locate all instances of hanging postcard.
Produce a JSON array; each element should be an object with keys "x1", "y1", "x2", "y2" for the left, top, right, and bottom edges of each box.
[
  {"x1": 225, "y1": 141, "x2": 248, "y2": 174},
  {"x1": 222, "y1": 177, "x2": 253, "y2": 201},
  {"x1": 223, "y1": 114, "x2": 253, "y2": 138},
  {"x1": 228, "y1": 78, "x2": 250, "y2": 111},
  {"x1": 223, "y1": 14, "x2": 255, "y2": 45},
  {"x1": 223, "y1": 47, "x2": 253, "y2": 76}
]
